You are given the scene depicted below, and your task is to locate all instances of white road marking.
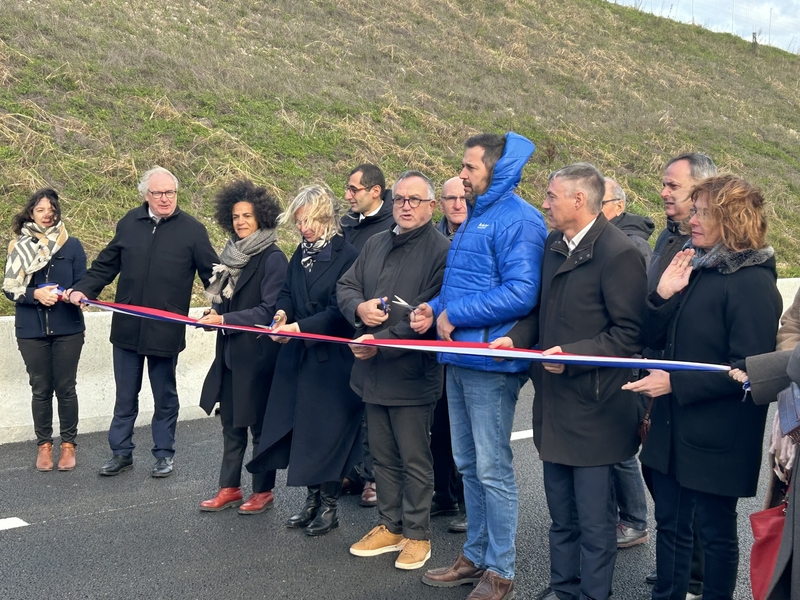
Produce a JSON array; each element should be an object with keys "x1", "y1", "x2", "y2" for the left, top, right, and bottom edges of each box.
[
  {"x1": 511, "y1": 429, "x2": 533, "y2": 441},
  {"x1": 0, "y1": 517, "x2": 29, "y2": 531}
]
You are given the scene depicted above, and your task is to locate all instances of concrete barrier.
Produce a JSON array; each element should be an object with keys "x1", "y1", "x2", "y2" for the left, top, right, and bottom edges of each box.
[{"x1": 2, "y1": 279, "x2": 799, "y2": 445}]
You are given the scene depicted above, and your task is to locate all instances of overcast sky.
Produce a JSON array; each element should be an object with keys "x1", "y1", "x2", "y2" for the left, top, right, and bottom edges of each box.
[{"x1": 607, "y1": 0, "x2": 800, "y2": 53}]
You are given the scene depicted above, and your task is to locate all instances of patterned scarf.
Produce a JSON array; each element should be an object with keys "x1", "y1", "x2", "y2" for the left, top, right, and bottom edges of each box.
[
  {"x1": 3, "y1": 221, "x2": 68, "y2": 301},
  {"x1": 204, "y1": 227, "x2": 278, "y2": 304},
  {"x1": 300, "y1": 237, "x2": 331, "y2": 272},
  {"x1": 689, "y1": 242, "x2": 775, "y2": 274}
]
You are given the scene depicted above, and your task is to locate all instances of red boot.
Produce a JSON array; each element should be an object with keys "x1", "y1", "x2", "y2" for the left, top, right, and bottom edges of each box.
[
  {"x1": 238, "y1": 491, "x2": 275, "y2": 514},
  {"x1": 199, "y1": 487, "x2": 243, "y2": 512}
]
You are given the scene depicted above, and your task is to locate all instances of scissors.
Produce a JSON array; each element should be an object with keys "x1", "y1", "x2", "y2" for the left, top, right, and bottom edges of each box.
[
  {"x1": 391, "y1": 295, "x2": 418, "y2": 312},
  {"x1": 378, "y1": 297, "x2": 391, "y2": 315}
]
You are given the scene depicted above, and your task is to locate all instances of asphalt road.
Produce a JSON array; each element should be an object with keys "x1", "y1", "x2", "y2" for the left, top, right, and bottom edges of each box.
[{"x1": 1, "y1": 382, "x2": 766, "y2": 599}]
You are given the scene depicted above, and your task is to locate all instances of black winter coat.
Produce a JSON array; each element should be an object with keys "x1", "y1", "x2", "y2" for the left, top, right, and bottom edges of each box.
[
  {"x1": 247, "y1": 235, "x2": 363, "y2": 486},
  {"x1": 73, "y1": 204, "x2": 218, "y2": 357},
  {"x1": 341, "y1": 195, "x2": 395, "y2": 252},
  {"x1": 509, "y1": 215, "x2": 647, "y2": 466},
  {"x1": 337, "y1": 222, "x2": 449, "y2": 406},
  {"x1": 609, "y1": 212, "x2": 654, "y2": 262},
  {"x1": 648, "y1": 218, "x2": 689, "y2": 293},
  {"x1": 639, "y1": 254, "x2": 782, "y2": 497},
  {"x1": 6, "y1": 237, "x2": 86, "y2": 338},
  {"x1": 199, "y1": 245, "x2": 288, "y2": 429}
]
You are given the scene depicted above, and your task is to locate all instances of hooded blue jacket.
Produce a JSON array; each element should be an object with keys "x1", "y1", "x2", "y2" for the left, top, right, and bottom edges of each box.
[{"x1": 427, "y1": 132, "x2": 547, "y2": 373}]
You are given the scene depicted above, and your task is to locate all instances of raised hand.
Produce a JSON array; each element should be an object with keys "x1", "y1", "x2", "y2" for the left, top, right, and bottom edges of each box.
[{"x1": 656, "y1": 248, "x2": 695, "y2": 300}]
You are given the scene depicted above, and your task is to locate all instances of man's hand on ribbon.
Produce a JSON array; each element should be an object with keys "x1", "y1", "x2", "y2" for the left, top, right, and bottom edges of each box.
[
  {"x1": 198, "y1": 309, "x2": 224, "y2": 326},
  {"x1": 410, "y1": 303, "x2": 434, "y2": 334},
  {"x1": 350, "y1": 334, "x2": 378, "y2": 360},
  {"x1": 436, "y1": 309, "x2": 455, "y2": 342},
  {"x1": 622, "y1": 369, "x2": 672, "y2": 397},
  {"x1": 356, "y1": 297, "x2": 390, "y2": 327},
  {"x1": 488, "y1": 336, "x2": 514, "y2": 362},
  {"x1": 269, "y1": 322, "x2": 300, "y2": 344},
  {"x1": 542, "y1": 346, "x2": 565, "y2": 374}
]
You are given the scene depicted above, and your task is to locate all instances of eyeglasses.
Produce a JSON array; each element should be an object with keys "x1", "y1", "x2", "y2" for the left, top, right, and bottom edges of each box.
[
  {"x1": 344, "y1": 185, "x2": 367, "y2": 195},
  {"x1": 392, "y1": 196, "x2": 432, "y2": 208},
  {"x1": 148, "y1": 190, "x2": 177, "y2": 199},
  {"x1": 601, "y1": 198, "x2": 623, "y2": 205},
  {"x1": 688, "y1": 207, "x2": 711, "y2": 220},
  {"x1": 441, "y1": 195, "x2": 467, "y2": 204}
]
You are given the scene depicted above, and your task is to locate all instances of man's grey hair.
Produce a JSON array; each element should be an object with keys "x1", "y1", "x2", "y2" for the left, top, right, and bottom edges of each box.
[
  {"x1": 392, "y1": 170, "x2": 435, "y2": 200},
  {"x1": 137, "y1": 166, "x2": 179, "y2": 197},
  {"x1": 666, "y1": 153, "x2": 717, "y2": 182},
  {"x1": 549, "y1": 163, "x2": 605, "y2": 214},
  {"x1": 606, "y1": 178, "x2": 627, "y2": 208}
]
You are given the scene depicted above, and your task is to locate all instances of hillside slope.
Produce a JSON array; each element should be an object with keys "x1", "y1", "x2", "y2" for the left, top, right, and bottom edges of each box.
[{"x1": 2, "y1": 0, "x2": 799, "y2": 312}]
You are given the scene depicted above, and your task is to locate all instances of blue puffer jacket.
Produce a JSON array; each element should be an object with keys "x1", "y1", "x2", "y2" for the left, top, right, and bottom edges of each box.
[{"x1": 428, "y1": 132, "x2": 547, "y2": 373}]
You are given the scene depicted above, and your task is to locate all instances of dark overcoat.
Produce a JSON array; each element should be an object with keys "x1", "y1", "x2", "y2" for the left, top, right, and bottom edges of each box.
[
  {"x1": 510, "y1": 214, "x2": 647, "y2": 466},
  {"x1": 73, "y1": 204, "x2": 218, "y2": 357},
  {"x1": 247, "y1": 235, "x2": 363, "y2": 486},
  {"x1": 745, "y1": 343, "x2": 800, "y2": 600},
  {"x1": 199, "y1": 245, "x2": 287, "y2": 429},
  {"x1": 639, "y1": 255, "x2": 782, "y2": 497}
]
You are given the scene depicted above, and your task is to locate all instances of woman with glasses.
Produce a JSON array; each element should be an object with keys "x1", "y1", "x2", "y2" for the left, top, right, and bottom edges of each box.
[
  {"x1": 624, "y1": 174, "x2": 782, "y2": 600},
  {"x1": 3, "y1": 188, "x2": 86, "y2": 471},
  {"x1": 247, "y1": 183, "x2": 362, "y2": 536},
  {"x1": 197, "y1": 180, "x2": 288, "y2": 514}
]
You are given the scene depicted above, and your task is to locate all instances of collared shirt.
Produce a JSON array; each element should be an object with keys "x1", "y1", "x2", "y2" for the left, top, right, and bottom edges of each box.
[
  {"x1": 148, "y1": 206, "x2": 161, "y2": 223},
  {"x1": 563, "y1": 218, "x2": 597, "y2": 256},
  {"x1": 358, "y1": 201, "x2": 384, "y2": 222}
]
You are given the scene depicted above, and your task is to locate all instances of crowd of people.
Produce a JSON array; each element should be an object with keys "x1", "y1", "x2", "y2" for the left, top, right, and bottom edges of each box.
[{"x1": 4, "y1": 132, "x2": 798, "y2": 600}]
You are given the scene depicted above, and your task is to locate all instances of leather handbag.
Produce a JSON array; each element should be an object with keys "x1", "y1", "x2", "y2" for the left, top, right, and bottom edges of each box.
[
  {"x1": 777, "y1": 382, "x2": 800, "y2": 443},
  {"x1": 638, "y1": 397, "x2": 655, "y2": 444},
  {"x1": 749, "y1": 490, "x2": 789, "y2": 600}
]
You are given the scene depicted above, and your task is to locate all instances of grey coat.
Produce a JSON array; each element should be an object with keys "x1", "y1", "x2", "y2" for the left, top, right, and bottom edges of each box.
[{"x1": 744, "y1": 343, "x2": 800, "y2": 600}]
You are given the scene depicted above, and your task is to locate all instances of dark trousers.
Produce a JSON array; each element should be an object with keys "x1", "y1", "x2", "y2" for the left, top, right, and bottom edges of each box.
[
  {"x1": 430, "y1": 384, "x2": 463, "y2": 506},
  {"x1": 366, "y1": 402, "x2": 435, "y2": 541},
  {"x1": 218, "y1": 367, "x2": 275, "y2": 492},
  {"x1": 643, "y1": 464, "x2": 704, "y2": 594},
  {"x1": 346, "y1": 414, "x2": 375, "y2": 485},
  {"x1": 651, "y1": 470, "x2": 738, "y2": 600},
  {"x1": 109, "y1": 346, "x2": 179, "y2": 458},
  {"x1": 18, "y1": 333, "x2": 84, "y2": 445},
  {"x1": 543, "y1": 462, "x2": 617, "y2": 600}
]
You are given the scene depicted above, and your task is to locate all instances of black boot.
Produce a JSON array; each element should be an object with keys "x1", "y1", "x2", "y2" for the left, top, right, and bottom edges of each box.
[
  {"x1": 304, "y1": 480, "x2": 341, "y2": 536},
  {"x1": 286, "y1": 486, "x2": 320, "y2": 528}
]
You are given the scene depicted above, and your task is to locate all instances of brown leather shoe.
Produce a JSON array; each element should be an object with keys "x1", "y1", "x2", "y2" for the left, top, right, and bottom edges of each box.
[
  {"x1": 199, "y1": 487, "x2": 243, "y2": 512},
  {"x1": 57, "y1": 442, "x2": 76, "y2": 471},
  {"x1": 36, "y1": 442, "x2": 54, "y2": 471},
  {"x1": 466, "y1": 570, "x2": 515, "y2": 600},
  {"x1": 423, "y1": 554, "x2": 486, "y2": 587},
  {"x1": 238, "y1": 491, "x2": 274, "y2": 514},
  {"x1": 360, "y1": 481, "x2": 377, "y2": 507}
]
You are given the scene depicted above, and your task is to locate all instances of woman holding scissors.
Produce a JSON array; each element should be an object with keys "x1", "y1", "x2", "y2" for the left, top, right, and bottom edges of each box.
[{"x1": 247, "y1": 183, "x2": 362, "y2": 536}]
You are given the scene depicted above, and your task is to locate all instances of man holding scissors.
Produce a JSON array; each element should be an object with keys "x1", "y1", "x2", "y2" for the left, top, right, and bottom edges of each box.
[{"x1": 337, "y1": 170, "x2": 450, "y2": 571}]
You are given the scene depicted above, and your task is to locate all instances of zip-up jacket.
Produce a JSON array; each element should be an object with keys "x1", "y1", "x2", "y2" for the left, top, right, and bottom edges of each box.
[
  {"x1": 73, "y1": 203, "x2": 218, "y2": 357},
  {"x1": 427, "y1": 132, "x2": 547, "y2": 373}
]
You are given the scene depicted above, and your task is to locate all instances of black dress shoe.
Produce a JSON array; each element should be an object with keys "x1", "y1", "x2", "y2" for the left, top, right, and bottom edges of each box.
[
  {"x1": 646, "y1": 568, "x2": 657, "y2": 585},
  {"x1": 430, "y1": 498, "x2": 459, "y2": 517},
  {"x1": 448, "y1": 512, "x2": 467, "y2": 533},
  {"x1": 152, "y1": 457, "x2": 174, "y2": 478},
  {"x1": 99, "y1": 455, "x2": 133, "y2": 476}
]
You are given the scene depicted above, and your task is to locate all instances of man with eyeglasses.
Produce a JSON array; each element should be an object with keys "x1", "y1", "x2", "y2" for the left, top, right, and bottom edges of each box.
[
  {"x1": 414, "y1": 133, "x2": 547, "y2": 600},
  {"x1": 67, "y1": 166, "x2": 217, "y2": 478},
  {"x1": 338, "y1": 170, "x2": 450, "y2": 571},
  {"x1": 436, "y1": 177, "x2": 468, "y2": 240},
  {"x1": 601, "y1": 178, "x2": 654, "y2": 263},
  {"x1": 341, "y1": 163, "x2": 395, "y2": 253}
]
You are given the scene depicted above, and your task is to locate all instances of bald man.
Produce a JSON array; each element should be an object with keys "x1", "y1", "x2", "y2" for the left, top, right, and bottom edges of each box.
[
  {"x1": 436, "y1": 177, "x2": 468, "y2": 240},
  {"x1": 601, "y1": 178, "x2": 654, "y2": 262}
]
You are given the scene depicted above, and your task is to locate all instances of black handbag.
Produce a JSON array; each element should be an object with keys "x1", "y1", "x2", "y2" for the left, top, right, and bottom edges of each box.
[{"x1": 777, "y1": 382, "x2": 800, "y2": 443}]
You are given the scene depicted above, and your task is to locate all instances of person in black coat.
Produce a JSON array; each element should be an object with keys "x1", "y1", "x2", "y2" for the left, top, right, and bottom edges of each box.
[
  {"x1": 246, "y1": 183, "x2": 361, "y2": 535},
  {"x1": 197, "y1": 180, "x2": 287, "y2": 514},
  {"x1": 67, "y1": 167, "x2": 218, "y2": 478},
  {"x1": 624, "y1": 174, "x2": 783, "y2": 600},
  {"x1": 3, "y1": 189, "x2": 86, "y2": 472},
  {"x1": 340, "y1": 163, "x2": 395, "y2": 253}
]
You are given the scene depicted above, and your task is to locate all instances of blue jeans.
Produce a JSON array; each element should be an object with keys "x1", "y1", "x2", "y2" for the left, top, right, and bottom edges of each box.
[
  {"x1": 447, "y1": 365, "x2": 527, "y2": 580},
  {"x1": 612, "y1": 455, "x2": 648, "y2": 530},
  {"x1": 651, "y1": 469, "x2": 738, "y2": 600}
]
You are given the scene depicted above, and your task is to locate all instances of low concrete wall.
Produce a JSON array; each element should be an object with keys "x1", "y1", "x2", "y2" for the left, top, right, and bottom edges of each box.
[{"x1": 2, "y1": 280, "x2": 799, "y2": 445}]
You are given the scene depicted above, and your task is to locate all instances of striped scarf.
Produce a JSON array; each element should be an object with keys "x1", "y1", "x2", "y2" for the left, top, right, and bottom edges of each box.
[{"x1": 2, "y1": 221, "x2": 68, "y2": 301}]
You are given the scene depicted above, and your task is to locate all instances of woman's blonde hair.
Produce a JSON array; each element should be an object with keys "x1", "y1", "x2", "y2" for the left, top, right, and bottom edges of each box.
[
  {"x1": 278, "y1": 183, "x2": 343, "y2": 241},
  {"x1": 686, "y1": 174, "x2": 768, "y2": 252}
]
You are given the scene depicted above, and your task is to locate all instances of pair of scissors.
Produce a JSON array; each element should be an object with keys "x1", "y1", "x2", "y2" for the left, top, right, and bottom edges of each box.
[
  {"x1": 391, "y1": 295, "x2": 418, "y2": 312},
  {"x1": 378, "y1": 298, "x2": 391, "y2": 315}
]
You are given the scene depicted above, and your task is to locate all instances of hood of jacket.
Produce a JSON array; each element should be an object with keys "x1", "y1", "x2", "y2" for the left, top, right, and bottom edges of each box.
[
  {"x1": 471, "y1": 132, "x2": 535, "y2": 218},
  {"x1": 609, "y1": 212, "x2": 655, "y2": 242}
]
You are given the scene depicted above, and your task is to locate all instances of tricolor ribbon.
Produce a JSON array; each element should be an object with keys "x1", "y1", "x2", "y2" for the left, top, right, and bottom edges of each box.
[{"x1": 79, "y1": 298, "x2": 730, "y2": 372}]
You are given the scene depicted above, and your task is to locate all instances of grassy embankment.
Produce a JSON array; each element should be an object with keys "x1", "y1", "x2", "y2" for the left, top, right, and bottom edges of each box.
[{"x1": 2, "y1": 0, "x2": 799, "y2": 315}]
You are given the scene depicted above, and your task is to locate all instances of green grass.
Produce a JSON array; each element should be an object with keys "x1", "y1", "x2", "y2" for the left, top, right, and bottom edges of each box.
[{"x1": 2, "y1": 0, "x2": 800, "y2": 315}]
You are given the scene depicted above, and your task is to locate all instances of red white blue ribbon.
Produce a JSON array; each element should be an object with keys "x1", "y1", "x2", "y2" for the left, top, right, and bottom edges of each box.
[{"x1": 80, "y1": 298, "x2": 730, "y2": 372}]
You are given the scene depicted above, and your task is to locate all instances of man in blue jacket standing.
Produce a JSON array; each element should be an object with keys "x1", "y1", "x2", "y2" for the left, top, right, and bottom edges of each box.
[{"x1": 413, "y1": 133, "x2": 547, "y2": 600}]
